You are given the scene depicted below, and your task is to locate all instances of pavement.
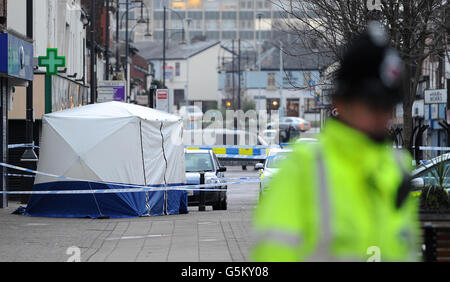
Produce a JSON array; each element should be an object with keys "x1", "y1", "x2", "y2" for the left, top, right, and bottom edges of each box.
[{"x1": 0, "y1": 167, "x2": 260, "y2": 262}]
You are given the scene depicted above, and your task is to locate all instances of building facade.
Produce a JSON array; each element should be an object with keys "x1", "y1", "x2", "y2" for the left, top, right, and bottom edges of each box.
[
  {"x1": 136, "y1": 40, "x2": 227, "y2": 112},
  {"x1": 135, "y1": 0, "x2": 290, "y2": 44}
]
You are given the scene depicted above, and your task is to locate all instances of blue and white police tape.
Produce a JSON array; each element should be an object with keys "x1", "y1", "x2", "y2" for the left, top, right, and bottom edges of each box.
[
  {"x1": 0, "y1": 162, "x2": 262, "y2": 195},
  {"x1": 7, "y1": 172, "x2": 259, "y2": 183},
  {"x1": 8, "y1": 143, "x2": 40, "y2": 149},
  {"x1": 7, "y1": 173, "x2": 35, "y2": 178},
  {"x1": 0, "y1": 180, "x2": 262, "y2": 195}
]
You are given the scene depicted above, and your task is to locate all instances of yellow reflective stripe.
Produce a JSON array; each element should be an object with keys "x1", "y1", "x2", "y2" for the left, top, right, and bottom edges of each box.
[
  {"x1": 239, "y1": 148, "x2": 253, "y2": 156},
  {"x1": 186, "y1": 147, "x2": 200, "y2": 150},
  {"x1": 307, "y1": 149, "x2": 334, "y2": 262},
  {"x1": 254, "y1": 230, "x2": 303, "y2": 249},
  {"x1": 212, "y1": 147, "x2": 226, "y2": 155}
]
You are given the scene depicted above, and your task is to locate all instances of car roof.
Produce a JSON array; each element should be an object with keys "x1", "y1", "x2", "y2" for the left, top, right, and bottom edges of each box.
[
  {"x1": 268, "y1": 148, "x2": 292, "y2": 155},
  {"x1": 412, "y1": 153, "x2": 450, "y2": 175},
  {"x1": 185, "y1": 149, "x2": 211, "y2": 154},
  {"x1": 296, "y1": 138, "x2": 318, "y2": 143}
]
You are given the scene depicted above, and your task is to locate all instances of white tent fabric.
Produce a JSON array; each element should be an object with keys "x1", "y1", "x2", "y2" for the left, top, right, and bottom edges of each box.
[{"x1": 25, "y1": 101, "x2": 186, "y2": 218}]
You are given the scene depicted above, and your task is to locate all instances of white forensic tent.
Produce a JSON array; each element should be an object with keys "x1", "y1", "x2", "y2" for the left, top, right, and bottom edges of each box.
[{"x1": 25, "y1": 101, "x2": 186, "y2": 218}]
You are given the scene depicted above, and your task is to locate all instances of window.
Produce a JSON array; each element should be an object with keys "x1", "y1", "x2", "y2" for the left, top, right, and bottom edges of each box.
[
  {"x1": 266, "y1": 152, "x2": 290, "y2": 168},
  {"x1": 175, "y1": 62, "x2": 180, "y2": 76},
  {"x1": 416, "y1": 161, "x2": 450, "y2": 188},
  {"x1": 258, "y1": 1, "x2": 263, "y2": 9},
  {"x1": 305, "y1": 97, "x2": 318, "y2": 113},
  {"x1": 267, "y1": 73, "x2": 276, "y2": 87},
  {"x1": 303, "y1": 71, "x2": 312, "y2": 86},
  {"x1": 222, "y1": 20, "x2": 236, "y2": 29},
  {"x1": 185, "y1": 153, "x2": 214, "y2": 172},
  {"x1": 206, "y1": 20, "x2": 219, "y2": 29}
]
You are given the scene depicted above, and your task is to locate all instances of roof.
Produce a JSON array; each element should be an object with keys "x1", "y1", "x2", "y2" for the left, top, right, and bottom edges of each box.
[
  {"x1": 412, "y1": 153, "x2": 450, "y2": 176},
  {"x1": 260, "y1": 45, "x2": 335, "y2": 71},
  {"x1": 219, "y1": 42, "x2": 335, "y2": 71},
  {"x1": 45, "y1": 101, "x2": 181, "y2": 122},
  {"x1": 185, "y1": 149, "x2": 211, "y2": 154},
  {"x1": 134, "y1": 40, "x2": 221, "y2": 61},
  {"x1": 268, "y1": 148, "x2": 293, "y2": 155}
]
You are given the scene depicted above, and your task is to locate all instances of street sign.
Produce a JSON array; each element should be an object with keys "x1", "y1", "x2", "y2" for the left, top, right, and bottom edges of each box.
[
  {"x1": 0, "y1": 33, "x2": 34, "y2": 81},
  {"x1": 425, "y1": 89, "x2": 447, "y2": 104},
  {"x1": 97, "y1": 80, "x2": 126, "y2": 103},
  {"x1": 38, "y1": 48, "x2": 65, "y2": 75},
  {"x1": 156, "y1": 89, "x2": 169, "y2": 112}
]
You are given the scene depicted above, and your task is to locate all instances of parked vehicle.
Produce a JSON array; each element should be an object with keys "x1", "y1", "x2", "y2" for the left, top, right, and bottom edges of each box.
[
  {"x1": 295, "y1": 137, "x2": 318, "y2": 144},
  {"x1": 268, "y1": 117, "x2": 312, "y2": 132},
  {"x1": 185, "y1": 149, "x2": 228, "y2": 210},
  {"x1": 255, "y1": 148, "x2": 292, "y2": 199},
  {"x1": 267, "y1": 117, "x2": 312, "y2": 143},
  {"x1": 411, "y1": 153, "x2": 450, "y2": 189}
]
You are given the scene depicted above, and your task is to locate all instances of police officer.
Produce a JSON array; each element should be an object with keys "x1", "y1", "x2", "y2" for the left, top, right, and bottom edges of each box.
[{"x1": 251, "y1": 22, "x2": 421, "y2": 262}]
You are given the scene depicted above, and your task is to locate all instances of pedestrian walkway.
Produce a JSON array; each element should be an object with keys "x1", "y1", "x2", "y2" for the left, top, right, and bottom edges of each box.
[{"x1": 0, "y1": 167, "x2": 259, "y2": 262}]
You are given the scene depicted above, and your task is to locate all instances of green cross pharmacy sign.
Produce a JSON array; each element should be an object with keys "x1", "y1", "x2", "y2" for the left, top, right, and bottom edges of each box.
[{"x1": 38, "y1": 48, "x2": 65, "y2": 75}]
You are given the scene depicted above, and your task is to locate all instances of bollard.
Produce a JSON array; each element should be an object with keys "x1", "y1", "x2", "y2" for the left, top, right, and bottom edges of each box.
[
  {"x1": 199, "y1": 172, "x2": 206, "y2": 211},
  {"x1": 423, "y1": 223, "x2": 437, "y2": 262}
]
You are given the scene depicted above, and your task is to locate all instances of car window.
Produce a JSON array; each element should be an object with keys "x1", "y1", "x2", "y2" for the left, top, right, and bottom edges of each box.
[
  {"x1": 416, "y1": 161, "x2": 450, "y2": 187},
  {"x1": 284, "y1": 118, "x2": 292, "y2": 123},
  {"x1": 185, "y1": 153, "x2": 214, "y2": 172},
  {"x1": 266, "y1": 152, "x2": 290, "y2": 168},
  {"x1": 212, "y1": 153, "x2": 222, "y2": 168}
]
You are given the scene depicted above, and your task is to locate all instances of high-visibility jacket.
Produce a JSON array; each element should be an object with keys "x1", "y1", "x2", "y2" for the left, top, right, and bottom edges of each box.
[{"x1": 251, "y1": 118, "x2": 421, "y2": 262}]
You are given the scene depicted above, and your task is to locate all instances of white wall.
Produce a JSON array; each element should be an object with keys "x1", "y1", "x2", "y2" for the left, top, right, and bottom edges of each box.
[
  {"x1": 7, "y1": 0, "x2": 27, "y2": 35},
  {"x1": 33, "y1": 0, "x2": 86, "y2": 81},
  {"x1": 188, "y1": 44, "x2": 221, "y2": 101}
]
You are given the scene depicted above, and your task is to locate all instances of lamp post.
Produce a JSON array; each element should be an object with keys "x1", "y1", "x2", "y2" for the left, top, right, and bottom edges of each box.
[
  {"x1": 162, "y1": 5, "x2": 186, "y2": 88},
  {"x1": 89, "y1": 0, "x2": 96, "y2": 104},
  {"x1": 163, "y1": 5, "x2": 166, "y2": 88},
  {"x1": 105, "y1": 0, "x2": 110, "y2": 80},
  {"x1": 279, "y1": 41, "x2": 284, "y2": 118},
  {"x1": 125, "y1": 0, "x2": 129, "y2": 102},
  {"x1": 21, "y1": 0, "x2": 38, "y2": 163},
  {"x1": 256, "y1": 12, "x2": 263, "y2": 72}
]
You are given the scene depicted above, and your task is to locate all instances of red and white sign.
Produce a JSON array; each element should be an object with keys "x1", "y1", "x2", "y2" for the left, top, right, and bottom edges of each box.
[
  {"x1": 157, "y1": 92, "x2": 168, "y2": 100},
  {"x1": 156, "y1": 89, "x2": 169, "y2": 112}
]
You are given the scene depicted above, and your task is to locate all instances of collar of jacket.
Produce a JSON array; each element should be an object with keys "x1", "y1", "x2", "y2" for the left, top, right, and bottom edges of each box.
[{"x1": 321, "y1": 118, "x2": 391, "y2": 168}]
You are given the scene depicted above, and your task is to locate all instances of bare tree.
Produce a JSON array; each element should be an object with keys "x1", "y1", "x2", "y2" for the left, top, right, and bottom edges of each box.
[{"x1": 276, "y1": 0, "x2": 449, "y2": 151}]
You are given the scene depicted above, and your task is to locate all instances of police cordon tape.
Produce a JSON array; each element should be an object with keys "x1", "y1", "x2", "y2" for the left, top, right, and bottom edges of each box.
[
  {"x1": 0, "y1": 162, "x2": 262, "y2": 195},
  {"x1": 6, "y1": 173, "x2": 260, "y2": 182},
  {"x1": 8, "y1": 143, "x2": 40, "y2": 149}
]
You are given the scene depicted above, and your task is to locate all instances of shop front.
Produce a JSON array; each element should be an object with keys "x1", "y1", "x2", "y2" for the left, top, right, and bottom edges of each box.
[{"x1": 0, "y1": 32, "x2": 34, "y2": 208}]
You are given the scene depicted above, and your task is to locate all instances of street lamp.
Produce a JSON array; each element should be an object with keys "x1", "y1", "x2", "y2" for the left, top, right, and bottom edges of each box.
[
  {"x1": 256, "y1": 12, "x2": 264, "y2": 72},
  {"x1": 118, "y1": 0, "x2": 152, "y2": 102},
  {"x1": 162, "y1": 5, "x2": 188, "y2": 87},
  {"x1": 89, "y1": 0, "x2": 96, "y2": 104}
]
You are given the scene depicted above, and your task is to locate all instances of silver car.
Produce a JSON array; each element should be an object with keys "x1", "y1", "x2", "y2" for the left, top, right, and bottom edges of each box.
[
  {"x1": 185, "y1": 149, "x2": 228, "y2": 210},
  {"x1": 255, "y1": 148, "x2": 293, "y2": 199},
  {"x1": 411, "y1": 153, "x2": 450, "y2": 189}
]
